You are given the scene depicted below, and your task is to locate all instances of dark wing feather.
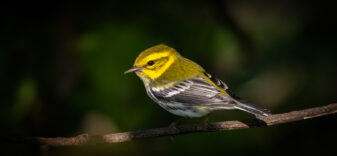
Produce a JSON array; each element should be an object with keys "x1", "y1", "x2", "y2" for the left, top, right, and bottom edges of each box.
[{"x1": 150, "y1": 76, "x2": 234, "y2": 106}]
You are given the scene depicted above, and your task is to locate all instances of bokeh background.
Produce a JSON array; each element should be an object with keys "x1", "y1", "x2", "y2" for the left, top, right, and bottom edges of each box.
[{"x1": 1, "y1": 0, "x2": 337, "y2": 155}]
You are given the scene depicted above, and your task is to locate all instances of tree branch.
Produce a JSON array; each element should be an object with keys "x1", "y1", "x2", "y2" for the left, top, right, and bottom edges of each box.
[{"x1": 2, "y1": 103, "x2": 337, "y2": 146}]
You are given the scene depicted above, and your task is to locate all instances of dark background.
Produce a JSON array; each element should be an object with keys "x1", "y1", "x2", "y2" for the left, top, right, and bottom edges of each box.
[{"x1": 1, "y1": 0, "x2": 337, "y2": 155}]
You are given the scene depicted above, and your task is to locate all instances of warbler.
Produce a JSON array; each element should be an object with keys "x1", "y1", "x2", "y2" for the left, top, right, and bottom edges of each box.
[{"x1": 125, "y1": 44, "x2": 271, "y2": 118}]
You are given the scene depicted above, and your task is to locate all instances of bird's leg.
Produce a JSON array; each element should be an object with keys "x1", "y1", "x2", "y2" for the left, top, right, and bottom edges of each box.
[
  {"x1": 168, "y1": 117, "x2": 186, "y2": 129},
  {"x1": 203, "y1": 114, "x2": 211, "y2": 136},
  {"x1": 203, "y1": 114, "x2": 211, "y2": 125}
]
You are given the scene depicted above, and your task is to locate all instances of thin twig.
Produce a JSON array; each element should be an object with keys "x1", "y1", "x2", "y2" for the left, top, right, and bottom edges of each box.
[{"x1": 1, "y1": 103, "x2": 337, "y2": 146}]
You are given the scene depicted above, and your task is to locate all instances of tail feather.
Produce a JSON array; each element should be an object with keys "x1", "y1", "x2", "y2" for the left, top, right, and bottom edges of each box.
[{"x1": 234, "y1": 102, "x2": 271, "y2": 117}]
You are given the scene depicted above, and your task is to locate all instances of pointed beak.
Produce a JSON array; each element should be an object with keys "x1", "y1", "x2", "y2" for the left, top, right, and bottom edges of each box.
[{"x1": 124, "y1": 66, "x2": 144, "y2": 74}]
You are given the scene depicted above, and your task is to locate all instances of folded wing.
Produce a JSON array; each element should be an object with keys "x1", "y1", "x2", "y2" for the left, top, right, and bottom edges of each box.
[{"x1": 150, "y1": 76, "x2": 235, "y2": 106}]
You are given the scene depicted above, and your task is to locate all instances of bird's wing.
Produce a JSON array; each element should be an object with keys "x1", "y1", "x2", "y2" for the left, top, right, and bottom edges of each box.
[{"x1": 150, "y1": 76, "x2": 235, "y2": 106}]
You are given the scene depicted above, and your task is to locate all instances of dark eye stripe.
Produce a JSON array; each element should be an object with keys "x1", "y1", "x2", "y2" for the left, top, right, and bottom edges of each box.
[{"x1": 147, "y1": 60, "x2": 154, "y2": 66}]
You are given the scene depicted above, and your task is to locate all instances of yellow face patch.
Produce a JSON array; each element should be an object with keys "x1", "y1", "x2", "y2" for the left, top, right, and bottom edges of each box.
[
  {"x1": 134, "y1": 51, "x2": 170, "y2": 66},
  {"x1": 134, "y1": 51, "x2": 177, "y2": 79}
]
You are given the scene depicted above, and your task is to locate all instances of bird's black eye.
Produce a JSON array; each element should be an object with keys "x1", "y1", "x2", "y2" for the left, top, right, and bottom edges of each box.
[{"x1": 147, "y1": 60, "x2": 154, "y2": 66}]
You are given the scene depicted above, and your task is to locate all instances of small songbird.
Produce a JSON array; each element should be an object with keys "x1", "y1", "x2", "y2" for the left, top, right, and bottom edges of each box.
[{"x1": 125, "y1": 44, "x2": 271, "y2": 118}]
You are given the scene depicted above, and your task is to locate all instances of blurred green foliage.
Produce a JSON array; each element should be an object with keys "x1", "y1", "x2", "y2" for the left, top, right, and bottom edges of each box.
[{"x1": 1, "y1": 0, "x2": 336, "y2": 155}]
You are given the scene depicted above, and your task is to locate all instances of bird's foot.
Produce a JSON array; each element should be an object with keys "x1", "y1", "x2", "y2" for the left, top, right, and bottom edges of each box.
[
  {"x1": 203, "y1": 114, "x2": 211, "y2": 125},
  {"x1": 168, "y1": 118, "x2": 185, "y2": 130}
]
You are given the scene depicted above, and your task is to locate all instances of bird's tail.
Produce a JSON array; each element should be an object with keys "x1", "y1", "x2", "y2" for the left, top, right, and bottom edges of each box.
[{"x1": 234, "y1": 101, "x2": 271, "y2": 117}]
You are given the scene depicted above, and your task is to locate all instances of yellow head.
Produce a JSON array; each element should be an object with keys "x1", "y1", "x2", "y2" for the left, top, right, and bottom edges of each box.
[{"x1": 124, "y1": 44, "x2": 181, "y2": 81}]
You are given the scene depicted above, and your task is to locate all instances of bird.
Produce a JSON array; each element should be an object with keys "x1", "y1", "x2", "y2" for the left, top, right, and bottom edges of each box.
[{"x1": 124, "y1": 44, "x2": 271, "y2": 119}]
